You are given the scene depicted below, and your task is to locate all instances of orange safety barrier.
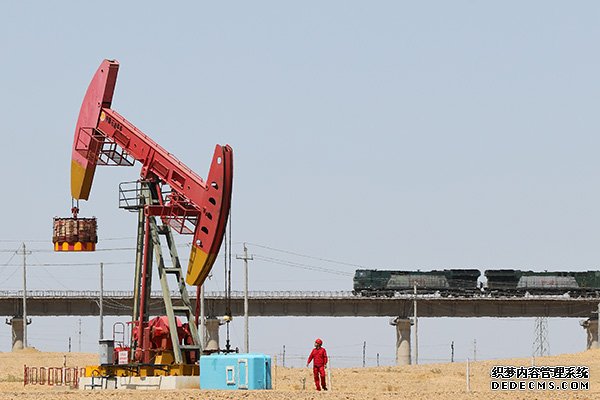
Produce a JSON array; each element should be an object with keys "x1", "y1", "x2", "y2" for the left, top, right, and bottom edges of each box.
[
  {"x1": 30, "y1": 367, "x2": 38, "y2": 385},
  {"x1": 57, "y1": 367, "x2": 64, "y2": 386},
  {"x1": 24, "y1": 366, "x2": 81, "y2": 388},
  {"x1": 39, "y1": 367, "x2": 46, "y2": 385},
  {"x1": 47, "y1": 367, "x2": 55, "y2": 386},
  {"x1": 65, "y1": 368, "x2": 72, "y2": 385}
]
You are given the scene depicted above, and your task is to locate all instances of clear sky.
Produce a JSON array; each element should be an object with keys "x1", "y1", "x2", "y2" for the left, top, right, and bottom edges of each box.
[{"x1": 1, "y1": 1, "x2": 600, "y2": 366}]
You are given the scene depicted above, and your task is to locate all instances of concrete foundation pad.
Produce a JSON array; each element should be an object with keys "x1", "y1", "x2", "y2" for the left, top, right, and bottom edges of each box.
[{"x1": 79, "y1": 375, "x2": 199, "y2": 390}]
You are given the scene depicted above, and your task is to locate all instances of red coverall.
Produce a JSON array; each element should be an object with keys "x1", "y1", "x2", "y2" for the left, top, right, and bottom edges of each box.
[{"x1": 307, "y1": 346, "x2": 328, "y2": 390}]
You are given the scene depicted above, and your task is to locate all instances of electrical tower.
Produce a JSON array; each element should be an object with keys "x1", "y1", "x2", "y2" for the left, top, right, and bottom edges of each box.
[{"x1": 532, "y1": 317, "x2": 549, "y2": 357}]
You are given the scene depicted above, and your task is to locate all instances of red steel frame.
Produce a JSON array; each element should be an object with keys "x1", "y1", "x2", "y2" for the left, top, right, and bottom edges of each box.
[{"x1": 69, "y1": 59, "x2": 233, "y2": 357}]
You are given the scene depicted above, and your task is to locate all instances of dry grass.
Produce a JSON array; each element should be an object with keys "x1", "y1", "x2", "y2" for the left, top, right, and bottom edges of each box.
[{"x1": 0, "y1": 348, "x2": 597, "y2": 399}]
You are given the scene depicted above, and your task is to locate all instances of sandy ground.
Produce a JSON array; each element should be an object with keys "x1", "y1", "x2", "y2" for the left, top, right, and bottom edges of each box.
[{"x1": 0, "y1": 348, "x2": 598, "y2": 399}]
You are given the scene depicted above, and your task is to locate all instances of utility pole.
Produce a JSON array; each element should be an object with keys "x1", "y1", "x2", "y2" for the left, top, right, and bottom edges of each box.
[
  {"x1": 68, "y1": 337, "x2": 71, "y2": 353},
  {"x1": 99, "y1": 262, "x2": 104, "y2": 340},
  {"x1": 283, "y1": 345, "x2": 286, "y2": 367},
  {"x1": 200, "y1": 284, "x2": 205, "y2": 349},
  {"x1": 473, "y1": 339, "x2": 477, "y2": 361},
  {"x1": 236, "y1": 242, "x2": 253, "y2": 353},
  {"x1": 413, "y1": 281, "x2": 418, "y2": 365},
  {"x1": 21, "y1": 243, "x2": 31, "y2": 348},
  {"x1": 78, "y1": 318, "x2": 82, "y2": 352},
  {"x1": 451, "y1": 340, "x2": 454, "y2": 363}
]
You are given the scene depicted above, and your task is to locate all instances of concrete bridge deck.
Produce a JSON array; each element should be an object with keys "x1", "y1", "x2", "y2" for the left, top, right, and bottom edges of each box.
[{"x1": 0, "y1": 290, "x2": 598, "y2": 318}]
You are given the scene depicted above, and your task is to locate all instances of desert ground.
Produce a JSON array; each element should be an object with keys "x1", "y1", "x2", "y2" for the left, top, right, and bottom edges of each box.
[{"x1": 0, "y1": 348, "x2": 597, "y2": 399}]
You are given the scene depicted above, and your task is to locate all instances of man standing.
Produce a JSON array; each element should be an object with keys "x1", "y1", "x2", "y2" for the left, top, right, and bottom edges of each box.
[{"x1": 306, "y1": 338, "x2": 328, "y2": 391}]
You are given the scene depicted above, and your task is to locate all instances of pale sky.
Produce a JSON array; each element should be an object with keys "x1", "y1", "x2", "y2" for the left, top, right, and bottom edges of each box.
[{"x1": 1, "y1": 1, "x2": 600, "y2": 366}]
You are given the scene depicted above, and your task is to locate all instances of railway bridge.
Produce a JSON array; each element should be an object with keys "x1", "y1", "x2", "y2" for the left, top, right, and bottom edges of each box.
[{"x1": 2, "y1": 290, "x2": 599, "y2": 365}]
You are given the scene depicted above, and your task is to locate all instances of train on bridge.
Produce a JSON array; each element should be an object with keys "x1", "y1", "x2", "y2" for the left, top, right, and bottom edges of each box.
[{"x1": 353, "y1": 269, "x2": 600, "y2": 297}]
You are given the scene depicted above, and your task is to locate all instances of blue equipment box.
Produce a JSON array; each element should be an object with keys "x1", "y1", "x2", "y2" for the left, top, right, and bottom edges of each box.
[{"x1": 200, "y1": 353, "x2": 272, "y2": 390}]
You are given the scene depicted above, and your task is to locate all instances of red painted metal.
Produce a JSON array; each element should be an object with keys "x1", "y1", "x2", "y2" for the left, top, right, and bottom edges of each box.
[
  {"x1": 130, "y1": 316, "x2": 195, "y2": 364},
  {"x1": 71, "y1": 60, "x2": 118, "y2": 200},
  {"x1": 146, "y1": 316, "x2": 193, "y2": 351},
  {"x1": 70, "y1": 59, "x2": 233, "y2": 286},
  {"x1": 68, "y1": 60, "x2": 233, "y2": 363},
  {"x1": 95, "y1": 108, "x2": 233, "y2": 285},
  {"x1": 136, "y1": 213, "x2": 152, "y2": 359}
]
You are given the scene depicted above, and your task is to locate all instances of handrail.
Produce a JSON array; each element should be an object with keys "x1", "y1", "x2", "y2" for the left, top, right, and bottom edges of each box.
[
  {"x1": 0, "y1": 290, "x2": 596, "y2": 300},
  {"x1": 0, "y1": 290, "x2": 356, "y2": 298}
]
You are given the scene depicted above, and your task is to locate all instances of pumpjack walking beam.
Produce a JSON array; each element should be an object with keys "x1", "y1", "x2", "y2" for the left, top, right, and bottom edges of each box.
[{"x1": 70, "y1": 59, "x2": 233, "y2": 287}]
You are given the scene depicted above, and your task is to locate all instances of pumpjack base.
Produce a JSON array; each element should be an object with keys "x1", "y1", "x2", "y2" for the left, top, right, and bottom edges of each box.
[
  {"x1": 84, "y1": 363, "x2": 198, "y2": 378},
  {"x1": 80, "y1": 374, "x2": 199, "y2": 390}
]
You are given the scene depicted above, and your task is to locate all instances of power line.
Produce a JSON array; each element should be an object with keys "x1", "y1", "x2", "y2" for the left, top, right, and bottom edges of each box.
[
  {"x1": 2, "y1": 261, "x2": 133, "y2": 267},
  {"x1": 0, "y1": 267, "x2": 19, "y2": 285},
  {"x1": 30, "y1": 252, "x2": 70, "y2": 290},
  {"x1": 0, "y1": 237, "x2": 136, "y2": 243},
  {"x1": 1, "y1": 245, "x2": 21, "y2": 266},
  {"x1": 253, "y1": 254, "x2": 353, "y2": 276},
  {"x1": 247, "y1": 243, "x2": 372, "y2": 269},
  {"x1": 0, "y1": 245, "x2": 195, "y2": 253},
  {"x1": 10, "y1": 247, "x2": 136, "y2": 253},
  {"x1": 2, "y1": 241, "x2": 362, "y2": 276},
  {"x1": 0, "y1": 240, "x2": 53, "y2": 243}
]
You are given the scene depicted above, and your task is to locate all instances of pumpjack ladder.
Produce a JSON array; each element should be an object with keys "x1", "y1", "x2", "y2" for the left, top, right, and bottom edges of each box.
[{"x1": 127, "y1": 182, "x2": 201, "y2": 364}]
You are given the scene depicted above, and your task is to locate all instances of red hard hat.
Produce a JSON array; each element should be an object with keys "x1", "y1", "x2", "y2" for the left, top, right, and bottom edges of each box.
[{"x1": 315, "y1": 338, "x2": 323, "y2": 345}]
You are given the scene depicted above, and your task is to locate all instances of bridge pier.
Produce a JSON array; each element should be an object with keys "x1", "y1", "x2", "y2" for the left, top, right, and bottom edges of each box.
[
  {"x1": 5, "y1": 317, "x2": 31, "y2": 351},
  {"x1": 390, "y1": 317, "x2": 412, "y2": 365},
  {"x1": 204, "y1": 317, "x2": 221, "y2": 352},
  {"x1": 580, "y1": 319, "x2": 598, "y2": 350}
]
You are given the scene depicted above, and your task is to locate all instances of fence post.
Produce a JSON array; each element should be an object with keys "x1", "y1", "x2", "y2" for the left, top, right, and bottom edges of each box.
[
  {"x1": 65, "y1": 368, "x2": 72, "y2": 387},
  {"x1": 31, "y1": 367, "x2": 38, "y2": 385},
  {"x1": 273, "y1": 355, "x2": 277, "y2": 390},
  {"x1": 466, "y1": 358, "x2": 470, "y2": 392},
  {"x1": 327, "y1": 356, "x2": 332, "y2": 391},
  {"x1": 73, "y1": 368, "x2": 80, "y2": 389}
]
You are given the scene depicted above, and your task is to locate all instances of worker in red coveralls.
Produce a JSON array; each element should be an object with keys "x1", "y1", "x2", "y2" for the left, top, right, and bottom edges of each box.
[{"x1": 306, "y1": 338, "x2": 328, "y2": 391}]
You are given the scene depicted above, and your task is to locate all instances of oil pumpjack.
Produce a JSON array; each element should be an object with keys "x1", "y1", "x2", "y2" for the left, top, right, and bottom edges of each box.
[{"x1": 53, "y1": 59, "x2": 233, "y2": 378}]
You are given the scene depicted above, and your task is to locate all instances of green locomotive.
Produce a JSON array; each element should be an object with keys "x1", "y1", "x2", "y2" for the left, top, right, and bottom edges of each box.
[
  {"x1": 484, "y1": 270, "x2": 600, "y2": 296},
  {"x1": 353, "y1": 269, "x2": 481, "y2": 296}
]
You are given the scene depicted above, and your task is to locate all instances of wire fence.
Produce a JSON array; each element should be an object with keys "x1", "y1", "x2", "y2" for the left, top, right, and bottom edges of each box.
[{"x1": 24, "y1": 365, "x2": 84, "y2": 388}]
